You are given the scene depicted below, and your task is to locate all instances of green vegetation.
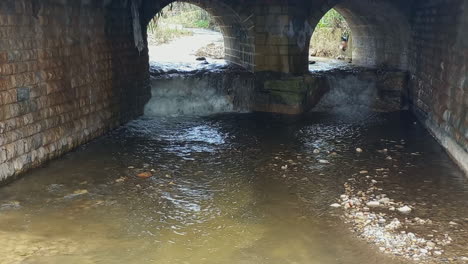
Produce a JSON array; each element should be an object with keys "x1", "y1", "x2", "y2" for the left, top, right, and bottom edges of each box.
[
  {"x1": 158, "y1": 3, "x2": 219, "y2": 31},
  {"x1": 316, "y1": 9, "x2": 350, "y2": 39},
  {"x1": 147, "y1": 22, "x2": 193, "y2": 45},
  {"x1": 147, "y1": 2, "x2": 220, "y2": 45}
]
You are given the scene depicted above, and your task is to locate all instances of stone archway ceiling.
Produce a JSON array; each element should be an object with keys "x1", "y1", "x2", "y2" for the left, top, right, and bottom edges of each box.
[{"x1": 309, "y1": 0, "x2": 412, "y2": 70}]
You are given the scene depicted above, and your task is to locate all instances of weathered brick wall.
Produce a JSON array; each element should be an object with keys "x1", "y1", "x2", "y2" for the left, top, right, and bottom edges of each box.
[
  {"x1": 0, "y1": 0, "x2": 150, "y2": 182},
  {"x1": 408, "y1": 0, "x2": 468, "y2": 173}
]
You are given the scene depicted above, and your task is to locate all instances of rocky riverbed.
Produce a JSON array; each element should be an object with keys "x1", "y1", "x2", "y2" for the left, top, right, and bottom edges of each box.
[{"x1": 0, "y1": 111, "x2": 467, "y2": 264}]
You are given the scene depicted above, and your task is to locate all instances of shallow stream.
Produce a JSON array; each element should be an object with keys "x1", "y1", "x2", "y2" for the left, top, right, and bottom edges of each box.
[{"x1": 1, "y1": 111, "x2": 467, "y2": 264}]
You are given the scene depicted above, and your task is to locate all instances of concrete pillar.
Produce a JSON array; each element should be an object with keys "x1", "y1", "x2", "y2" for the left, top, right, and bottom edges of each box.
[{"x1": 253, "y1": 1, "x2": 313, "y2": 74}]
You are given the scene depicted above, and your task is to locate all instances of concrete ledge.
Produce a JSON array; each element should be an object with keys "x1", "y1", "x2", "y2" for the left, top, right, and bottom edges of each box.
[{"x1": 253, "y1": 72, "x2": 330, "y2": 114}]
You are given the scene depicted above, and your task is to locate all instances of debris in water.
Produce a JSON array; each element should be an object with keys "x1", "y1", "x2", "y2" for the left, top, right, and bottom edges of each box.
[{"x1": 137, "y1": 172, "x2": 153, "y2": 179}]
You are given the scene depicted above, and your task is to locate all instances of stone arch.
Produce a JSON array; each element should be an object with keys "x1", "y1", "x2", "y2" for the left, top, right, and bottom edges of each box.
[
  {"x1": 309, "y1": 0, "x2": 411, "y2": 70},
  {"x1": 140, "y1": 0, "x2": 255, "y2": 71}
]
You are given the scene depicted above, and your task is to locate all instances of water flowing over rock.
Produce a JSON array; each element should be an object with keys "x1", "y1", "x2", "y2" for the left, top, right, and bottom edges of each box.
[{"x1": 145, "y1": 63, "x2": 254, "y2": 116}]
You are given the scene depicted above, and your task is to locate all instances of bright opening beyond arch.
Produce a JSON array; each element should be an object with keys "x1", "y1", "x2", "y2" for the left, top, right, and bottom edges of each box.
[
  {"x1": 147, "y1": 2, "x2": 226, "y2": 68},
  {"x1": 309, "y1": 9, "x2": 353, "y2": 71}
]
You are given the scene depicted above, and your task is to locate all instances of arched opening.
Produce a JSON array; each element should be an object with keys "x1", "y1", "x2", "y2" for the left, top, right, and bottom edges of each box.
[
  {"x1": 147, "y1": 2, "x2": 225, "y2": 68},
  {"x1": 309, "y1": 9, "x2": 353, "y2": 71},
  {"x1": 141, "y1": 0, "x2": 255, "y2": 71},
  {"x1": 308, "y1": 0, "x2": 410, "y2": 71},
  {"x1": 139, "y1": 1, "x2": 255, "y2": 116}
]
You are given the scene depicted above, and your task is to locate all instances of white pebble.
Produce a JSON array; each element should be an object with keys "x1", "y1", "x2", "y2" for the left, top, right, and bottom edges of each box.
[
  {"x1": 366, "y1": 201, "x2": 380, "y2": 208},
  {"x1": 397, "y1": 205, "x2": 412, "y2": 213}
]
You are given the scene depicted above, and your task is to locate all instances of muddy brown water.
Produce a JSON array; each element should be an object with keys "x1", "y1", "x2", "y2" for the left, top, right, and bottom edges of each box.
[{"x1": 0, "y1": 110, "x2": 467, "y2": 264}]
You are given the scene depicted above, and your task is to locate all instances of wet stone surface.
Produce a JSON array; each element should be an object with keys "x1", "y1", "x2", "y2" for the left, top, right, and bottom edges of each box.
[{"x1": 0, "y1": 111, "x2": 467, "y2": 264}]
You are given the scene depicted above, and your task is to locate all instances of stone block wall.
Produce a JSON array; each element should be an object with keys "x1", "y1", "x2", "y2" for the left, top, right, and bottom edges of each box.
[
  {"x1": 408, "y1": 0, "x2": 468, "y2": 174},
  {"x1": 0, "y1": 0, "x2": 151, "y2": 182},
  {"x1": 254, "y1": 2, "x2": 314, "y2": 74}
]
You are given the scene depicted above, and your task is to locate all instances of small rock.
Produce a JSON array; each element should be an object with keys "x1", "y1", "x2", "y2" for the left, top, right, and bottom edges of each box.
[
  {"x1": 330, "y1": 203, "x2": 341, "y2": 208},
  {"x1": 379, "y1": 198, "x2": 390, "y2": 204},
  {"x1": 397, "y1": 205, "x2": 412, "y2": 213},
  {"x1": 449, "y1": 221, "x2": 458, "y2": 225},
  {"x1": 115, "y1": 177, "x2": 126, "y2": 183},
  {"x1": 318, "y1": 159, "x2": 330, "y2": 164},
  {"x1": 196, "y1": 57, "x2": 206, "y2": 61},
  {"x1": 366, "y1": 201, "x2": 380, "y2": 208},
  {"x1": 128, "y1": 166, "x2": 135, "y2": 169},
  {"x1": 356, "y1": 148, "x2": 363, "y2": 153},
  {"x1": 73, "y1": 189, "x2": 88, "y2": 195},
  {"x1": 426, "y1": 241, "x2": 436, "y2": 248},
  {"x1": 137, "y1": 172, "x2": 153, "y2": 179},
  {"x1": 313, "y1": 149, "x2": 320, "y2": 154},
  {"x1": 281, "y1": 165, "x2": 288, "y2": 170},
  {"x1": 309, "y1": 61, "x2": 316, "y2": 64},
  {"x1": 359, "y1": 170, "x2": 368, "y2": 174}
]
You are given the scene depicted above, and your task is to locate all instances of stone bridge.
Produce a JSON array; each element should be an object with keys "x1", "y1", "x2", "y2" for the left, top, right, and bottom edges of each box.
[{"x1": 0, "y1": 0, "x2": 467, "y2": 181}]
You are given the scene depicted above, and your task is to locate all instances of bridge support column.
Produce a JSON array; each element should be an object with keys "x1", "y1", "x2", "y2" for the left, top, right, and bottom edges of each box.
[{"x1": 251, "y1": 1, "x2": 322, "y2": 114}]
